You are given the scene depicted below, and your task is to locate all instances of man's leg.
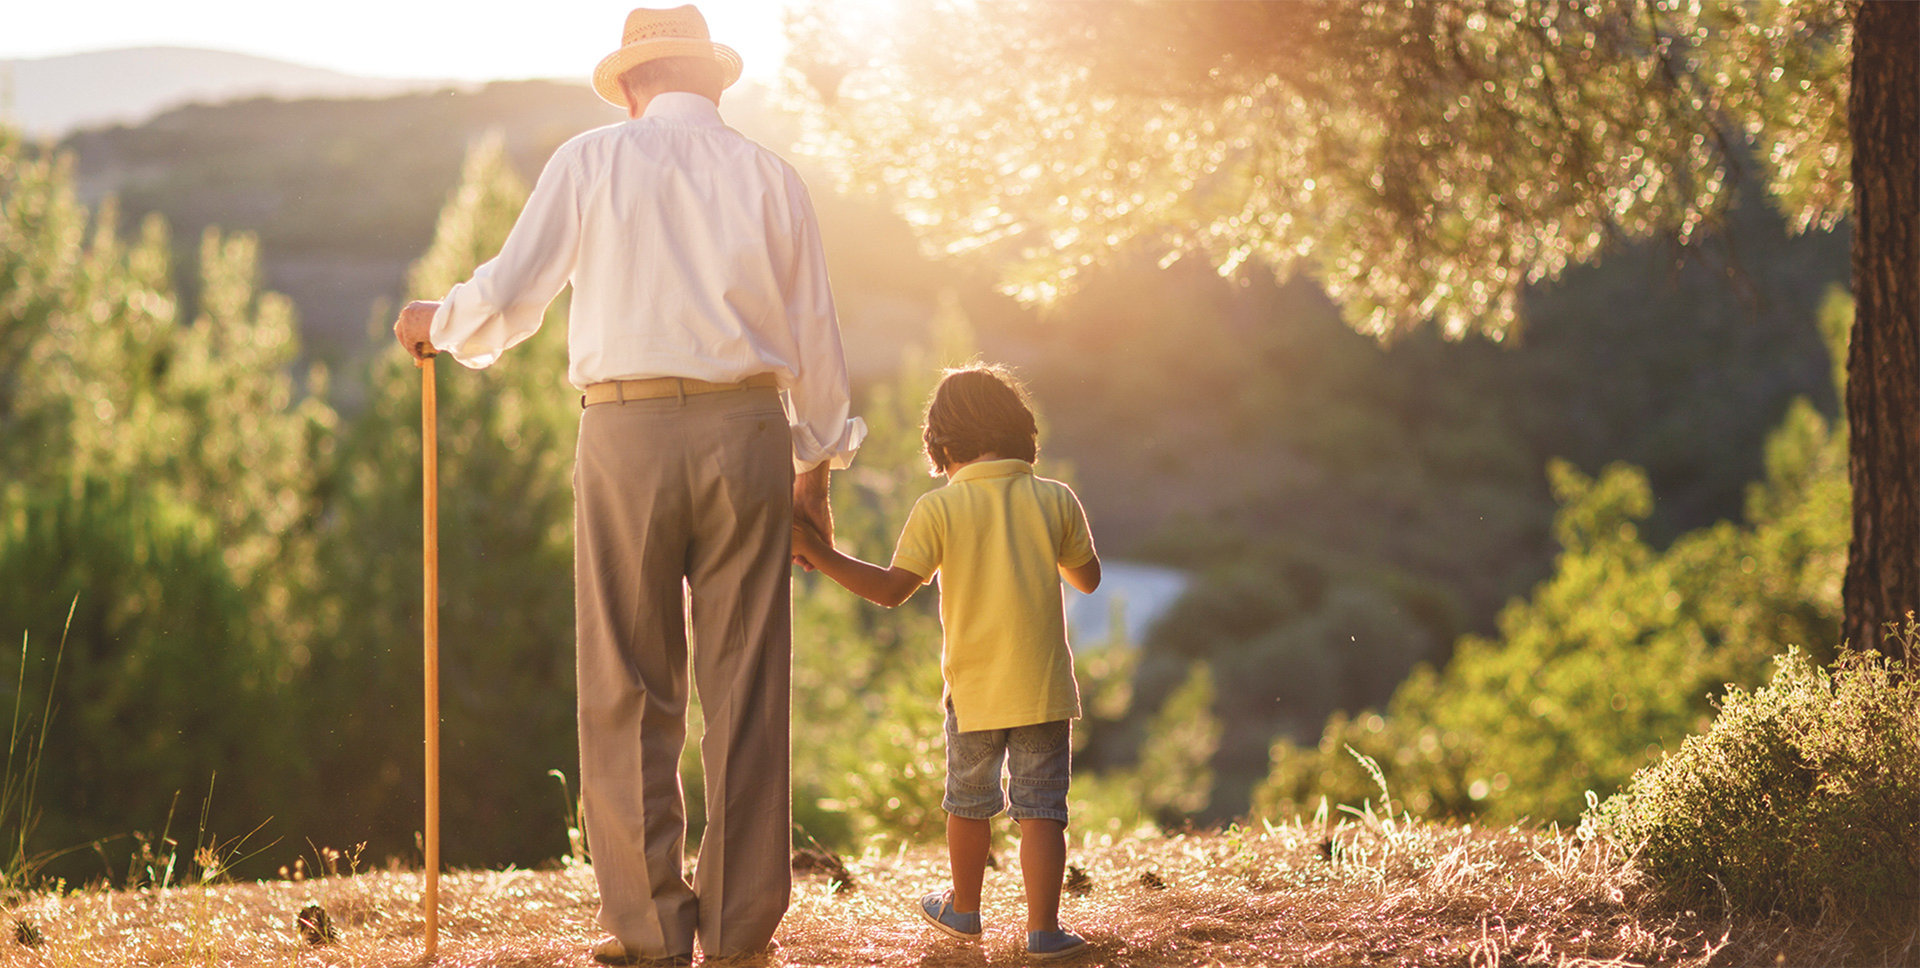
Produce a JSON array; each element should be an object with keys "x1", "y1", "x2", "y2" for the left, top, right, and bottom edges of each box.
[
  {"x1": 575, "y1": 402, "x2": 700, "y2": 958},
  {"x1": 683, "y1": 390, "x2": 794, "y2": 958}
]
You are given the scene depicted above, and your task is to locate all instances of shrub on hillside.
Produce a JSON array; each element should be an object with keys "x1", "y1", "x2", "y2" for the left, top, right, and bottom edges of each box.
[
  {"x1": 1255, "y1": 458, "x2": 1812, "y2": 824},
  {"x1": 1251, "y1": 290, "x2": 1853, "y2": 826},
  {"x1": 1588, "y1": 634, "x2": 1920, "y2": 922}
]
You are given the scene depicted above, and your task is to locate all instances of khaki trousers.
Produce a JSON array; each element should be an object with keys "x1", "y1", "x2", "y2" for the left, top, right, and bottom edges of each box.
[{"x1": 573, "y1": 385, "x2": 793, "y2": 960}]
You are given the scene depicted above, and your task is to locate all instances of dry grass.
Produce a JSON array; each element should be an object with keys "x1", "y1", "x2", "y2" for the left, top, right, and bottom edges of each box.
[{"x1": 1, "y1": 819, "x2": 1892, "y2": 968}]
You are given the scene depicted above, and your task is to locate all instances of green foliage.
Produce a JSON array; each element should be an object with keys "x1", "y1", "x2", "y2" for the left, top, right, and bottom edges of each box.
[
  {"x1": 790, "y1": 0, "x2": 1847, "y2": 338},
  {"x1": 308, "y1": 136, "x2": 579, "y2": 867},
  {"x1": 1132, "y1": 662, "x2": 1221, "y2": 821},
  {"x1": 45, "y1": 77, "x2": 1855, "y2": 855},
  {"x1": 0, "y1": 480, "x2": 299, "y2": 867},
  {"x1": 1128, "y1": 542, "x2": 1456, "y2": 819},
  {"x1": 1589, "y1": 638, "x2": 1919, "y2": 922},
  {"x1": 0, "y1": 29, "x2": 1875, "y2": 878},
  {"x1": 0, "y1": 125, "x2": 329, "y2": 878},
  {"x1": 1687, "y1": 0, "x2": 1853, "y2": 232},
  {"x1": 1254, "y1": 292, "x2": 1852, "y2": 824}
]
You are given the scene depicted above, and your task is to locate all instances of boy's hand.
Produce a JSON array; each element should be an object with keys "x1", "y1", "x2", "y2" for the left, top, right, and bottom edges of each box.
[{"x1": 788, "y1": 521, "x2": 923, "y2": 608}]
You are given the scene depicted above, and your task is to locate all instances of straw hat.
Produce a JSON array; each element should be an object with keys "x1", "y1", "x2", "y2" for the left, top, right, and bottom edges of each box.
[{"x1": 593, "y1": 6, "x2": 744, "y2": 107}]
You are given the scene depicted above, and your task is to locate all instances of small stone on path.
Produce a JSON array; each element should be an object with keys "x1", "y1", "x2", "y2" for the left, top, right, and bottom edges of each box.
[
  {"x1": 296, "y1": 904, "x2": 336, "y2": 945},
  {"x1": 1065, "y1": 864, "x2": 1093, "y2": 896}
]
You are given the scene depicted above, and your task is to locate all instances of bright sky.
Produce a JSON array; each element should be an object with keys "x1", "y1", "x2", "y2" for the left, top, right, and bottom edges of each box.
[{"x1": 1, "y1": 0, "x2": 796, "y2": 83}]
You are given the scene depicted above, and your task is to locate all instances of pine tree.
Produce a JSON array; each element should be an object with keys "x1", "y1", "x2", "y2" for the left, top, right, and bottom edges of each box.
[
  {"x1": 312, "y1": 136, "x2": 578, "y2": 866},
  {"x1": 0, "y1": 127, "x2": 331, "y2": 872}
]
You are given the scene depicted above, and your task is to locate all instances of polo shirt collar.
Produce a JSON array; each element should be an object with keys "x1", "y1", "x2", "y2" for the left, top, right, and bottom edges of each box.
[
  {"x1": 948, "y1": 458, "x2": 1034, "y2": 483},
  {"x1": 642, "y1": 91, "x2": 724, "y2": 126}
]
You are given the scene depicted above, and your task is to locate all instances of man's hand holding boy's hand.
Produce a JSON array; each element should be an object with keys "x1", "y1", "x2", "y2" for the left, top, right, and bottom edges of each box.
[
  {"x1": 791, "y1": 519, "x2": 831, "y2": 570},
  {"x1": 788, "y1": 518, "x2": 921, "y2": 608}
]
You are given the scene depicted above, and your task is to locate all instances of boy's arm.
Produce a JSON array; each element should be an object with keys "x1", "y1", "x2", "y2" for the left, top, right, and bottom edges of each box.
[
  {"x1": 793, "y1": 524, "x2": 925, "y2": 608},
  {"x1": 1060, "y1": 553, "x2": 1101, "y2": 595}
]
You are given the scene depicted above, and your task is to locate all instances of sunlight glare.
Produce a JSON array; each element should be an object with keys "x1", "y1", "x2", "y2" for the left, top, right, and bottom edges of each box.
[
  {"x1": 0, "y1": 0, "x2": 796, "y2": 84},
  {"x1": 811, "y1": 0, "x2": 906, "y2": 65}
]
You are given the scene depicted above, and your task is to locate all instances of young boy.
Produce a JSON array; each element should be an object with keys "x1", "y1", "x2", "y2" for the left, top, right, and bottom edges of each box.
[{"x1": 791, "y1": 364, "x2": 1100, "y2": 961}]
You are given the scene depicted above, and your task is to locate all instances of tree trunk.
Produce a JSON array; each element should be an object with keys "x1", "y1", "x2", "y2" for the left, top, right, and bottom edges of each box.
[{"x1": 1841, "y1": 0, "x2": 1920, "y2": 657}]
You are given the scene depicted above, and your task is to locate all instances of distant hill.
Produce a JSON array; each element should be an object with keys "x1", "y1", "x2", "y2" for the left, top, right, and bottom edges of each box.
[{"x1": 0, "y1": 46, "x2": 445, "y2": 138}]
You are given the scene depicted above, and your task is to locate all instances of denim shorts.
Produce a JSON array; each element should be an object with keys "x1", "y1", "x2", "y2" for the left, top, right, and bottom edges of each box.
[{"x1": 941, "y1": 703, "x2": 1071, "y2": 825}]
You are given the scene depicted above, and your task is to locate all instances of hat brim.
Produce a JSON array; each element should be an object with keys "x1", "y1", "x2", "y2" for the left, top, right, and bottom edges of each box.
[{"x1": 593, "y1": 39, "x2": 743, "y2": 107}]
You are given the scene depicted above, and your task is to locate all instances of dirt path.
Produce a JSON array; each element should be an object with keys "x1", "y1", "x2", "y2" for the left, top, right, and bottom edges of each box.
[{"x1": 5, "y1": 824, "x2": 1850, "y2": 967}]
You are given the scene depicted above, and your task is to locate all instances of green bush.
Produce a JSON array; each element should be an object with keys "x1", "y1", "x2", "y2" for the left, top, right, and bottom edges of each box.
[
  {"x1": 1588, "y1": 636, "x2": 1920, "y2": 922},
  {"x1": 0, "y1": 479, "x2": 299, "y2": 869},
  {"x1": 1252, "y1": 292, "x2": 1855, "y2": 827}
]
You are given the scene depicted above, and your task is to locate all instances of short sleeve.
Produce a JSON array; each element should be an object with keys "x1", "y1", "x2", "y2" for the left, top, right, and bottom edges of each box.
[
  {"x1": 1055, "y1": 485, "x2": 1095, "y2": 569},
  {"x1": 890, "y1": 494, "x2": 944, "y2": 584}
]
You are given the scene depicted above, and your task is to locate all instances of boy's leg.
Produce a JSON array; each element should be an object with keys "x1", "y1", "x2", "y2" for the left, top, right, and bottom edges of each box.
[
  {"x1": 1003, "y1": 720, "x2": 1073, "y2": 933},
  {"x1": 947, "y1": 815, "x2": 992, "y2": 912},
  {"x1": 1017, "y1": 818, "x2": 1067, "y2": 932},
  {"x1": 940, "y1": 702, "x2": 1010, "y2": 916}
]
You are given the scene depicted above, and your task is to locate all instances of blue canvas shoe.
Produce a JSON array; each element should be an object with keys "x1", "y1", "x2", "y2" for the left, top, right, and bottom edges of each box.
[
  {"x1": 1027, "y1": 929, "x2": 1088, "y2": 961},
  {"x1": 918, "y1": 890, "x2": 983, "y2": 941}
]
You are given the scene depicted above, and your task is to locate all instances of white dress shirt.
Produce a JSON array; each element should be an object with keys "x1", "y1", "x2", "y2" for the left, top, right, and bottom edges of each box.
[{"x1": 429, "y1": 92, "x2": 865, "y2": 472}]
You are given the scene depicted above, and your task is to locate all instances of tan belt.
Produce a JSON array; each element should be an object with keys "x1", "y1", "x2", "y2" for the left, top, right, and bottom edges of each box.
[{"x1": 581, "y1": 373, "x2": 779, "y2": 408}]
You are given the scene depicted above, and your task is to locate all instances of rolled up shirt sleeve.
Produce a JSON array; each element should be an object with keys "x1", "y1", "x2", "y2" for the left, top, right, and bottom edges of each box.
[
  {"x1": 429, "y1": 148, "x2": 583, "y2": 369},
  {"x1": 779, "y1": 170, "x2": 866, "y2": 473}
]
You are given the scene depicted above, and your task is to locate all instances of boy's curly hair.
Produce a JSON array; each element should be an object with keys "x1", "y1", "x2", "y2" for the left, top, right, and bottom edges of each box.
[{"x1": 922, "y1": 364, "x2": 1039, "y2": 474}]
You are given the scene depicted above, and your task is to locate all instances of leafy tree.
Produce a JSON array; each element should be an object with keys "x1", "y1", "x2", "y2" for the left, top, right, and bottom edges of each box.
[
  {"x1": 789, "y1": 0, "x2": 1917, "y2": 655},
  {"x1": 310, "y1": 136, "x2": 579, "y2": 867}
]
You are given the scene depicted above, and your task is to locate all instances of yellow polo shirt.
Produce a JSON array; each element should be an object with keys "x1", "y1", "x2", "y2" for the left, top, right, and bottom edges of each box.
[{"x1": 891, "y1": 459, "x2": 1095, "y2": 732}]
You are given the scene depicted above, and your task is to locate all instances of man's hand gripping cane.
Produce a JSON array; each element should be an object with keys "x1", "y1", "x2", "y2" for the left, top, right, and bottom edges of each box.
[{"x1": 395, "y1": 300, "x2": 441, "y2": 364}]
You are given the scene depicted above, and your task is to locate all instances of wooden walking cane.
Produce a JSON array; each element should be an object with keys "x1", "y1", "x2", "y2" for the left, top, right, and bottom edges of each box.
[{"x1": 421, "y1": 353, "x2": 441, "y2": 960}]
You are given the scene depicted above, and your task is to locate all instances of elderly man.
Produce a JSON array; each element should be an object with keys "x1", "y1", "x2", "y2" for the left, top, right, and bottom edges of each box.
[{"x1": 393, "y1": 6, "x2": 863, "y2": 964}]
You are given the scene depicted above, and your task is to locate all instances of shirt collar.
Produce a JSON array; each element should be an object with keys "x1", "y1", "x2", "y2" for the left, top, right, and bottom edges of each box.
[
  {"x1": 641, "y1": 91, "x2": 725, "y2": 127},
  {"x1": 947, "y1": 458, "x2": 1035, "y2": 484}
]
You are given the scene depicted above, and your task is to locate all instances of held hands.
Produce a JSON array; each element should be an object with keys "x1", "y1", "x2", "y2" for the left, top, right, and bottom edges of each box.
[
  {"x1": 791, "y1": 463, "x2": 833, "y2": 570},
  {"x1": 787, "y1": 494, "x2": 920, "y2": 607},
  {"x1": 791, "y1": 517, "x2": 832, "y2": 571},
  {"x1": 394, "y1": 300, "x2": 441, "y2": 366}
]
